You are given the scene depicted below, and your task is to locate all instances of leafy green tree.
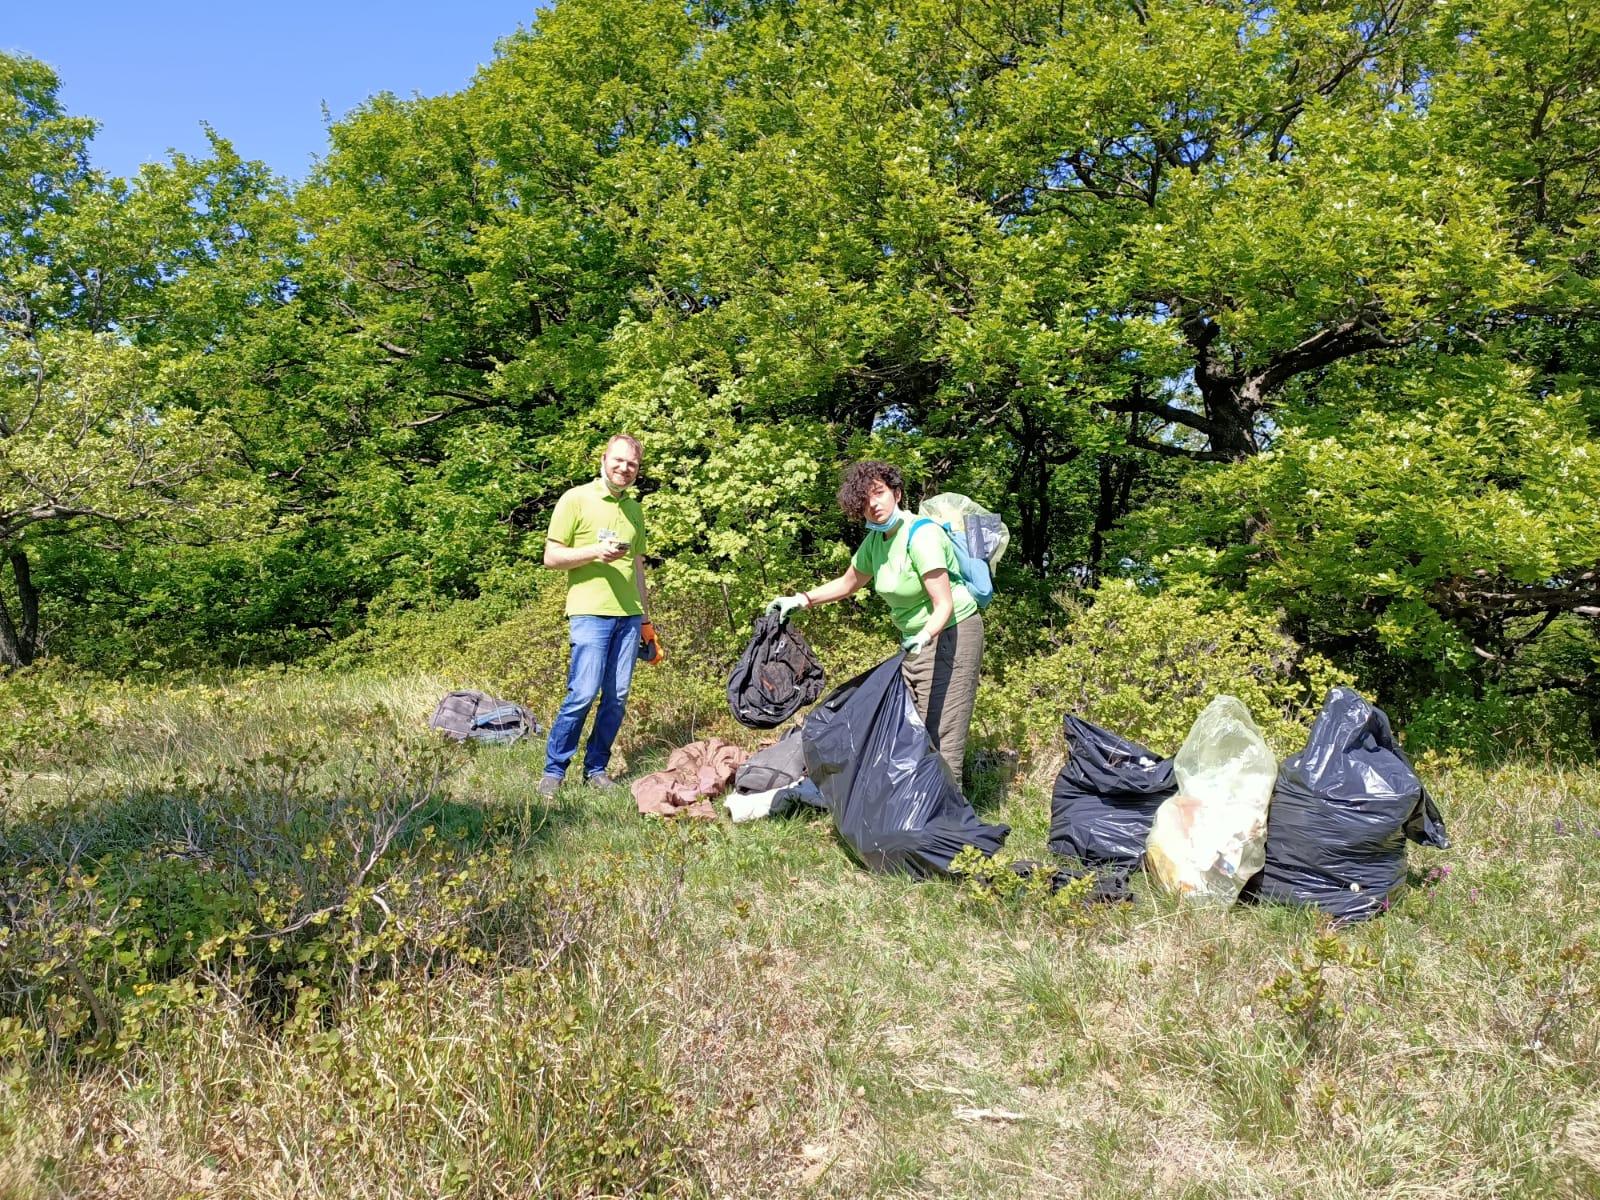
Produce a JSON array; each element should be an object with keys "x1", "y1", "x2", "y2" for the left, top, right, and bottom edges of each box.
[
  {"x1": 0, "y1": 53, "x2": 280, "y2": 667},
  {"x1": 0, "y1": 331, "x2": 266, "y2": 665},
  {"x1": 10, "y1": 0, "x2": 1596, "y2": 747},
  {"x1": 1133, "y1": 353, "x2": 1600, "y2": 731}
]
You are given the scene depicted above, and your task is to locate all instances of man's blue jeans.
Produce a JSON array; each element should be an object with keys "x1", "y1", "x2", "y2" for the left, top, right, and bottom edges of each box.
[{"x1": 543, "y1": 614, "x2": 642, "y2": 780}]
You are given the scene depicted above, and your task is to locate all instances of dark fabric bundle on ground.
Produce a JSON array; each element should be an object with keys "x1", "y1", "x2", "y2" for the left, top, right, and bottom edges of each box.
[
  {"x1": 727, "y1": 613, "x2": 827, "y2": 729},
  {"x1": 1048, "y1": 716, "x2": 1175, "y2": 869},
  {"x1": 1255, "y1": 687, "x2": 1449, "y2": 921},
  {"x1": 802, "y1": 654, "x2": 1008, "y2": 877},
  {"x1": 733, "y1": 725, "x2": 809, "y2": 795}
]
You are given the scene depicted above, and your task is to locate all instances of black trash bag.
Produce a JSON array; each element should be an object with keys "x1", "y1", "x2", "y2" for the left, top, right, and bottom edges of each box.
[
  {"x1": 1048, "y1": 716, "x2": 1176, "y2": 869},
  {"x1": 1255, "y1": 687, "x2": 1449, "y2": 922},
  {"x1": 727, "y1": 613, "x2": 827, "y2": 729},
  {"x1": 802, "y1": 654, "x2": 1008, "y2": 877}
]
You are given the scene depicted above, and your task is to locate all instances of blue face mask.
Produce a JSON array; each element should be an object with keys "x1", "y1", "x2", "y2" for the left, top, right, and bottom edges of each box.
[{"x1": 864, "y1": 506, "x2": 909, "y2": 533}]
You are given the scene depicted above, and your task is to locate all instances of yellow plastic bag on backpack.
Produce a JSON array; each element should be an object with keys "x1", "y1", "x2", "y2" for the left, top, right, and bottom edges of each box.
[{"x1": 917, "y1": 493, "x2": 1010, "y2": 567}]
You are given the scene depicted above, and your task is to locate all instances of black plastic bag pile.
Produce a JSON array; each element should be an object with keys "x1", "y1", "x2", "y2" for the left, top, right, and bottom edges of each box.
[
  {"x1": 1048, "y1": 716, "x2": 1175, "y2": 871},
  {"x1": 803, "y1": 655, "x2": 1009, "y2": 877},
  {"x1": 1254, "y1": 688, "x2": 1449, "y2": 921}
]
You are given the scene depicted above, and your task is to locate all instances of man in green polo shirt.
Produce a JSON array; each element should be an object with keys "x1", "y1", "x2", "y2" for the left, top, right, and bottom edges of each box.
[{"x1": 539, "y1": 433, "x2": 651, "y2": 794}]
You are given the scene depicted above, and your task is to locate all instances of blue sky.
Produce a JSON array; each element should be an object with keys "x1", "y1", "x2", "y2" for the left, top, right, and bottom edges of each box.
[{"x1": 5, "y1": 2, "x2": 547, "y2": 183}]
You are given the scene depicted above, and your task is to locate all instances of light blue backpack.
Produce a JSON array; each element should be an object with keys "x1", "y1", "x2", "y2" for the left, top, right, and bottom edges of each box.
[{"x1": 907, "y1": 517, "x2": 995, "y2": 609}]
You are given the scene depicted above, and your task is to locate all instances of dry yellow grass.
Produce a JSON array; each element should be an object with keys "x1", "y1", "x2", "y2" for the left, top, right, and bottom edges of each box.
[{"x1": 1, "y1": 670, "x2": 1596, "y2": 1198}]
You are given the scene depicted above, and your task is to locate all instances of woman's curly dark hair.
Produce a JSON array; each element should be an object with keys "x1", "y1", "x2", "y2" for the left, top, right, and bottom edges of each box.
[{"x1": 836, "y1": 460, "x2": 904, "y2": 521}]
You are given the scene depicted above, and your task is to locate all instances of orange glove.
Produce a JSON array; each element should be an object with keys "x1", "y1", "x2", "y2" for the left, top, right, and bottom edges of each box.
[{"x1": 638, "y1": 620, "x2": 665, "y2": 665}]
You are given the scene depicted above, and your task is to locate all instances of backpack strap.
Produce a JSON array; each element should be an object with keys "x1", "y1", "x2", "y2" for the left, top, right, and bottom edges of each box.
[
  {"x1": 473, "y1": 704, "x2": 527, "y2": 731},
  {"x1": 904, "y1": 518, "x2": 963, "y2": 585}
]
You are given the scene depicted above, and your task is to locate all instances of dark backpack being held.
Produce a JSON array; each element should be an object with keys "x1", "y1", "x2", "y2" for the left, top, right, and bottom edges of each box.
[
  {"x1": 727, "y1": 613, "x2": 827, "y2": 730},
  {"x1": 429, "y1": 691, "x2": 541, "y2": 745}
]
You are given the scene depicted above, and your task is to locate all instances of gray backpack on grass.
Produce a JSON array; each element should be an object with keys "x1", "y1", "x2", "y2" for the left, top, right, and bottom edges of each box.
[{"x1": 429, "y1": 691, "x2": 541, "y2": 745}]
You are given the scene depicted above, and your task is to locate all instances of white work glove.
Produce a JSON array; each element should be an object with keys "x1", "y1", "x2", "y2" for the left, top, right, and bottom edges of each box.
[
  {"x1": 902, "y1": 630, "x2": 931, "y2": 657},
  {"x1": 765, "y1": 594, "x2": 808, "y2": 621}
]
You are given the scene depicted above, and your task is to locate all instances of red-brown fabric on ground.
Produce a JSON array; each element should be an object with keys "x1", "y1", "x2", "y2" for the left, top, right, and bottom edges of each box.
[{"x1": 630, "y1": 738, "x2": 750, "y2": 818}]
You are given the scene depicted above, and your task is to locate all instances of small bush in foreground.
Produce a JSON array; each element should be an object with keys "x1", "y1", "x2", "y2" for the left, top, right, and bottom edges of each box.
[{"x1": 0, "y1": 743, "x2": 549, "y2": 1058}]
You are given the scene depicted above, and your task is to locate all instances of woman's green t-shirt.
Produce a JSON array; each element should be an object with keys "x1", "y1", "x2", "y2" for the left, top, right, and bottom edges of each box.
[{"x1": 851, "y1": 519, "x2": 978, "y2": 638}]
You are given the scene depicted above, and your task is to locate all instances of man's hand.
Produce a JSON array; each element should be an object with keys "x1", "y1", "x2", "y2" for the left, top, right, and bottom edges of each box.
[
  {"x1": 595, "y1": 539, "x2": 630, "y2": 563},
  {"x1": 765, "y1": 594, "x2": 808, "y2": 621},
  {"x1": 902, "y1": 630, "x2": 931, "y2": 657},
  {"x1": 638, "y1": 620, "x2": 664, "y2": 665}
]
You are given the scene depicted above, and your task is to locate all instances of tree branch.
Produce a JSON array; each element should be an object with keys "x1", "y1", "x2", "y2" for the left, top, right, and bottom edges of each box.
[
  {"x1": 400, "y1": 391, "x2": 503, "y2": 428},
  {"x1": 1239, "y1": 311, "x2": 1402, "y2": 408},
  {"x1": 1126, "y1": 432, "x2": 1232, "y2": 463}
]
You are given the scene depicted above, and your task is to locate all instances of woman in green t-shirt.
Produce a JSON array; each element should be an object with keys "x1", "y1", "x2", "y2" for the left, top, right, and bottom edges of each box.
[{"x1": 766, "y1": 460, "x2": 984, "y2": 791}]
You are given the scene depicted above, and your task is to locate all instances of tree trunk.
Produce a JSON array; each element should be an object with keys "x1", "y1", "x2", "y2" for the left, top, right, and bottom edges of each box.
[
  {"x1": 1005, "y1": 407, "x2": 1080, "y2": 570},
  {"x1": 1090, "y1": 455, "x2": 1140, "y2": 572},
  {"x1": 0, "y1": 546, "x2": 39, "y2": 668}
]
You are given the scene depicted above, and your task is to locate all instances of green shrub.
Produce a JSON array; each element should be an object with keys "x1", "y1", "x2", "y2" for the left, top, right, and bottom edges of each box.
[
  {"x1": 451, "y1": 585, "x2": 574, "y2": 715},
  {"x1": 311, "y1": 591, "x2": 535, "y2": 675},
  {"x1": 0, "y1": 743, "x2": 547, "y2": 1058},
  {"x1": 1401, "y1": 685, "x2": 1597, "y2": 762},
  {"x1": 978, "y1": 580, "x2": 1348, "y2": 762}
]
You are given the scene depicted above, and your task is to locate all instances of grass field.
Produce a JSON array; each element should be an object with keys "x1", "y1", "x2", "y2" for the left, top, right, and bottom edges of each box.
[{"x1": 1, "y1": 667, "x2": 1597, "y2": 1198}]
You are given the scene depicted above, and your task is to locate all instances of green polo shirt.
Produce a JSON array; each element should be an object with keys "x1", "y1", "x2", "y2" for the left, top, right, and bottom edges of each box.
[
  {"x1": 546, "y1": 478, "x2": 648, "y2": 617},
  {"x1": 851, "y1": 519, "x2": 977, "y2": 639}
]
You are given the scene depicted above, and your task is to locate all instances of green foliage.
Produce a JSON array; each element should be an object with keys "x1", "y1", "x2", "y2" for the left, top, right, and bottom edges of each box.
[
  {"x1": 1, "y1": 52, "x2": 292, "y2": 668},
  {"x1": 1400, "y1": 684, "x2": 1598, "y2": 763},
  {"x1": 980, "y1": 580, "x2": 1347, "y2": 760},
  {"x1": 7, "y1": 2, "x2": 1600, "y2": 757},
  {"x1": 949, "y1": 847, "x2": 1099, "y2": 926},
  {"x1": 0, "y1": 330, "x2": 268, "y2": 535},
  {"x1": 0, "y1": 742, "x2": 547, "y2": 1057},
  {"x1": 34, "y1": 530, "x2": 366, "y2": 674},
  {"x1": 1257, "y1": 936, "x2": 1377, "y2": 1053},
  {"x1": 1158, "y1": 361, "x2": 1600, "y2": 657},
  {"x1": 1134, "y1": 356, "x2": 1600, "y2": 748},
  {"x1": 314, "y1": 575, "x2": 552, "y2": 676}
]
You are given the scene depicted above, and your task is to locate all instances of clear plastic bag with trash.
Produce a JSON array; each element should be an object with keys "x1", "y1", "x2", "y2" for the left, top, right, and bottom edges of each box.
[{"x1": 1145, "y1": 696, "x2": 1277, "y2": 903}]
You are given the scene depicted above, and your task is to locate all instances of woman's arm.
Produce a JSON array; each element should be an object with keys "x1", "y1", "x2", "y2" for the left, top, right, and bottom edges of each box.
[
  {"x1": 800, "y1": 565, "x2": 871, "y2": 607},
  {"x1": 919, "y1": 569, "x2": 956, "y2": 640}
]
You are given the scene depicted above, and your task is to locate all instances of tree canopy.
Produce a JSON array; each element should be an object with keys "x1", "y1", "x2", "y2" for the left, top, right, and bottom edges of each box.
[{"x1": 3, "y1": 0, "x2": 1597, "y2": 743}]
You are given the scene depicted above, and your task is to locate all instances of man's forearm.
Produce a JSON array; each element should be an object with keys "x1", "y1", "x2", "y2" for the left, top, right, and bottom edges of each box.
[
  {"x1": 545, "y1": 540, "x2": 605, "y2": 570},
  {"x1": 634, "y1": 556, "x2": 650, "y2": 621}
]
